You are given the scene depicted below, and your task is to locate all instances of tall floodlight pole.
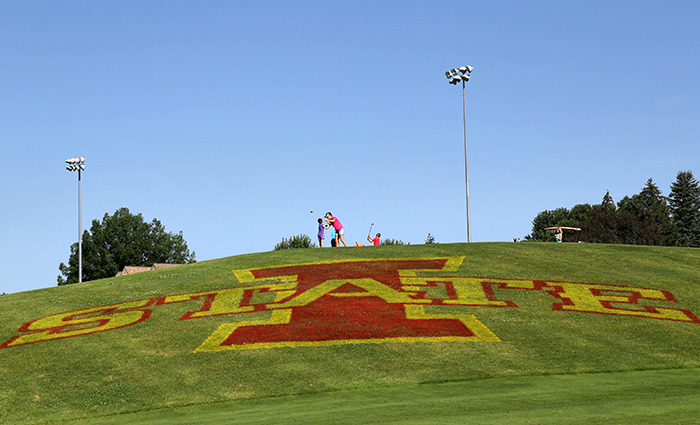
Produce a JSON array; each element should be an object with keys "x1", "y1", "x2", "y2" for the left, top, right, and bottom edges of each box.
[
  {"x1": 445, "y1": 65, "x2": 474, "y2": 242},
  {"x1": 66, "y1": 157, "x2": 86, "y2": 283}
]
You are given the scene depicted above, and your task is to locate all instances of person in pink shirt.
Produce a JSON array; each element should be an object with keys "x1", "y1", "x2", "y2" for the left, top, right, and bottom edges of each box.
[
  {"x1": 325, "y1": 212, "x2": 347, "y2": 247},
  {"x1": 367, "y1": 233, "x2": 381, "y2": 246}
]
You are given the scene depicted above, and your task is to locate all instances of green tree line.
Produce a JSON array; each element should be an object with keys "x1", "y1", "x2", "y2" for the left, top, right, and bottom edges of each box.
[{"x1": 526, "y1": 171, "x2": 700, "y2": 247}]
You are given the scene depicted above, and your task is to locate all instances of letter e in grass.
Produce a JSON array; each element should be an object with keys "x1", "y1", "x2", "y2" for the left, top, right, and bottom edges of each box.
[{"x1": 545, "y1": 282, "x2": 700, "y2": 323}]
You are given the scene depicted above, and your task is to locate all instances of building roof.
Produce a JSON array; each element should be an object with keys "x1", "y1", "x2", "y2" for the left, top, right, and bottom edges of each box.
[
  {"x1": 152, "y1": 263, "x2": 180, "y2": 270},
  {"x1": 116, "y1": 263, "x2": 182, "y2": 277}
]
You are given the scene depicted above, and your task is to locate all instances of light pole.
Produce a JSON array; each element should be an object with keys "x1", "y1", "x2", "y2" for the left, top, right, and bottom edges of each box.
[
  {"x1": 445, "y1": 65, "x2": 474, "y2": 242},
  {"x1": 66, "y1": 157, "x2": 85, "y2": 283}
]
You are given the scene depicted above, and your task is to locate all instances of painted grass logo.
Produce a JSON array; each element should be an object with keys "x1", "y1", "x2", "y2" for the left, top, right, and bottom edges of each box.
[{"x1": 1, "y1": 257, "x2": 698, "y2": 352}]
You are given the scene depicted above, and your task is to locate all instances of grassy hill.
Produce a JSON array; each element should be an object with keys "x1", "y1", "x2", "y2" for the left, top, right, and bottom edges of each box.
[{"x1": 1, "y1": 243, "x2": 698, "y2": 424}]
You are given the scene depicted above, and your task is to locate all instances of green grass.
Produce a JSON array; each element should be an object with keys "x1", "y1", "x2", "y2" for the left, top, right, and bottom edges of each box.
[
  {"x1": 1, "y1": 243, "x2": 698, "y2": 424},
  {"x1": 67, "y1": 368, "x2": 700, "y2": 425}
]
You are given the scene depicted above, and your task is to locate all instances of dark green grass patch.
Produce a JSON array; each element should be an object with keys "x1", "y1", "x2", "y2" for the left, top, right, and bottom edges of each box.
[{"x1": 65, "y1": 368, "x2": 700, "y2": 425}]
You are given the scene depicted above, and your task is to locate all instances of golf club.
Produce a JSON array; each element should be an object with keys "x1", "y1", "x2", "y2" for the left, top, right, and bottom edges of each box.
[{"x1": 368, "y1": 223, "x2": 374, "y2": 239}]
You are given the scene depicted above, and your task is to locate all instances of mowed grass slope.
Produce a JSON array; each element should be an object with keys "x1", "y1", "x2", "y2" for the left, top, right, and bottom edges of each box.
[{"x1": 0, "y1": 243, "x2": 698, "y2": 424}]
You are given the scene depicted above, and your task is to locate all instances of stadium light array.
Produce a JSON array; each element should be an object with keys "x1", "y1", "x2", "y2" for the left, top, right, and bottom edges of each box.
[
  {"x1": 445, "y1": 65, "x2": 474, "y2": 242},
  {"x1": 65, "y1": 156, "x2": 85, "y2": 283},
  {"x1": 65, "y1": 157, "x2": 86, "y2": 171}
]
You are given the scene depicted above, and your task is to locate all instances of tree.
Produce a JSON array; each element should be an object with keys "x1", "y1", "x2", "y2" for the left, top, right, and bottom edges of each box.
[
  {"x1": 525, "y1": 207, "x2": 572, "y2": 241},
  {"x1": 569, "y1": 203, "x2": 593, "y2": 224},
  {"x1": 579, "y1": 209, "x2": 662, "y2": 245},
  {"x1": 669, "y1": 171, "x2": 700, "y2": 247},
  {"x1": 599, "y1": 190, "x2": 616, "y2": 212},
  {"x1": 425, "y1": 233, "x2": 436, "y2": 244},
  {"x1": 617, "y1": 178, "x2": 673, "y2": 245},
  {"x1": 578, "y1": 189, "x2": 664, "y2": 245},
  {"x1": 274, "y1": 234, "x2": 316, "y2": 250},
  {"x1": 58, "y1": 208, "x2": 195, "y2": 285}
]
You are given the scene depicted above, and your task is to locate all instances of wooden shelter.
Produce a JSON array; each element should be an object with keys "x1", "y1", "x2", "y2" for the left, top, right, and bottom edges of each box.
[{"x1": 544, "y1": 227, "x2": 582, "y2": 242}]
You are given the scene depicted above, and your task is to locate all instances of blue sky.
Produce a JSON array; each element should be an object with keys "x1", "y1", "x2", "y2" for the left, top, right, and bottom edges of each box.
[{"x1": 1, "y1": 1, "x2": 698, "y2": 294}]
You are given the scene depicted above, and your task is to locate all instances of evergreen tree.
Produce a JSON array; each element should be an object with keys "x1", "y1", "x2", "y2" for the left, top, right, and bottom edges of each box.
[
  {"x1": 599, "y1": 190, "x2": 616, "y2": 212},
  {"x1": 669, "y1": 171, "x2": 700, "y2": 247}
]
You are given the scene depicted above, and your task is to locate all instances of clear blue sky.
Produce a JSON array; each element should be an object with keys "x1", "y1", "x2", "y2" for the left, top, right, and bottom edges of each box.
[{"x1": 2, "y1": 1, "x2": 698, "y2": 294}]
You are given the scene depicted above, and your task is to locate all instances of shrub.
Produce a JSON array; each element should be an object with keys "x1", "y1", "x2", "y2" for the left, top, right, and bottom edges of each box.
[
  {"x1": 274, "y1": 234, "x2": 317, "y2": 250},
  {"x1": 381, "y1": 238, "x2": 409, "y2": 246}
]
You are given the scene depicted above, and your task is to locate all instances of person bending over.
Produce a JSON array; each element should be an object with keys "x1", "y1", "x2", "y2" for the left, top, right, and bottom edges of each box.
[{"x1": 325, "y1": 212, "x2": 347, "y2": 247}]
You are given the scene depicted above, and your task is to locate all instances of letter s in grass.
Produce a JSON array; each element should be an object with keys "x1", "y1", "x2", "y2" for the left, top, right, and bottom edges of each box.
[{"x1": 0, "y1": 299, "x2": 156, "y2": 349}]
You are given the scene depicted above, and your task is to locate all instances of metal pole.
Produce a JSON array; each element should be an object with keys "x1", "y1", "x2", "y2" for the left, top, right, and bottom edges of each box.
[
  {"x1": 78, "y1": 168, "x2": 82, "y2": 283},
  {"x1": 462, "y1": 79, "x2": 471, "y2": 242}
]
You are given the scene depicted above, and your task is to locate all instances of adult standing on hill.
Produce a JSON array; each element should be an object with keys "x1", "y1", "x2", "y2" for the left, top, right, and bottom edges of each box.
[
  {"x1": 555, "y1": 227, "x2": 563, "y2": 243},
  {"x1": 325, "y1": 212, "x2": 347, "y2": 247}
]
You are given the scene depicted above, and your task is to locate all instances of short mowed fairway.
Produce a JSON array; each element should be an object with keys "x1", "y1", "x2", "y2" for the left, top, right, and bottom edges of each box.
[{"x1": 1, "y1": 243, "x2": 698, "y2": 424}]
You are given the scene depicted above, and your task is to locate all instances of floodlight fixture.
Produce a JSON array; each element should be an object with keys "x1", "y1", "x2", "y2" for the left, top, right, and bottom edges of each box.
[
  {"x1": 444, "y1": 65, "x2": 474, "y2": 242},
  {"x1": 65, "y1": 156, "x2": 86, "y2": 283},
  {"x1": 446, "y1": 68, "x2": 461, "y2": 79},
  {"x1": 65, "y1": 164, "x2": 86, "y2": 171},
  {"x1": 449, "y1": 74, "x2": 470, "y2": 85}
]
